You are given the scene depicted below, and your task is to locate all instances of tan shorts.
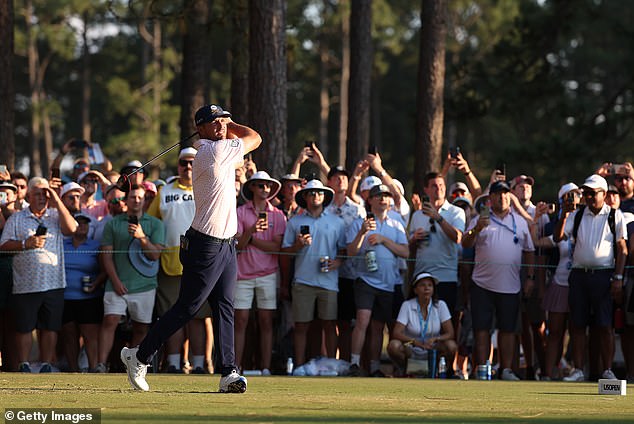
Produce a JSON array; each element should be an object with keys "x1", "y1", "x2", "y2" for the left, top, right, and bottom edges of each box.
[
  {"x1": 234, "y1": 272, "x2": 277, "y2": 310},
  {"x1": 103, "y1": 289, "x2": 156, "y2": 324},
  {"x1": 155, "y1": 270, "x2": 212, "y2": 319},
  {"x1": 292, "y1": 282, "x2": 337, "y2": 323}
]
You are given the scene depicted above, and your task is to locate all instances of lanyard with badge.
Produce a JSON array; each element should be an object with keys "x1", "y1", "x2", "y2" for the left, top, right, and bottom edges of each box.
[
  {"x1": 489, "y1": 213, "x2": 519, "y2": 244},
  {"x1": 416, "y1": 301, "x2": 433, "y2": 342}
]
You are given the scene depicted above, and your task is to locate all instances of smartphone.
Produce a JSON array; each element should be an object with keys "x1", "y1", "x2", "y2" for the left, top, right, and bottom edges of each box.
[
  {"x1": 480, "y1": 206, "x2": 490, "y2": 219},
  {"x1": 300, "y1": 225, "x2": 310, "y2": 235},
  {"x1": 258, "y1": 212, "x2": 268, "y2": 220},
  {"x1": 35, "y1": 224, "x2": 48, "y2": 236},
  {"x1": 304, "y1": 141, "x2": 314, "y2": 150},
  {"x1": 51, "y1": 167, "x2": 61, "y2": 180},
  {"x1": 368, "y1": 145, "x2": 378, "y2": 155},
  {"x1": 449, "y1": 147, "x2": 460, "y2": 159},
  {"x1": 611, "y1": 163, "x2": 627, "y2": 175},
  {"x1": 367, "y1": 212, "x2": 375, "y2": 220},
  {"x1": 422, "y1": 194, "x2": 431, "y2": 204},
  {"x1": 0, "y1": 164, "x2": 6, "y2": 174},
  {"x1": 128, "y1": 215, "x2": 139, "y2": 225},
  {"x1": 495, "y1": 162, "x2": 506, "y2": 180},
  {"x1": 547, "y1": 203, "x2": 556, "y2": 214}
]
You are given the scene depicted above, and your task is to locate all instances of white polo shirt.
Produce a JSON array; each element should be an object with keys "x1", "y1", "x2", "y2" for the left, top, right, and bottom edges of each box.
[
  {"x1": 191, "y1": 137, "x2": 245, "y2": 239},
  {"x1": 468, "y1": 210, "x2": 534, "y2": 294},
  {"x1": 563, "y1": 204, "x2": 627, "y2": 269}
]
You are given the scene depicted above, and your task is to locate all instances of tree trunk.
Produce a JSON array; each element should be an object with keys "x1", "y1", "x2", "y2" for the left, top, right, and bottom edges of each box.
[
  {"x1": 26, "y1": 0, "x2": 42, "y2": 176},
  {"x1": 0, "y1": 0, "x2": 15, "y2": 168},
  {"x1": 414, "y1": 0, "x2": 447, "y2": 193},
  {"x1": 230, "y1": 0, "x2": 249, "y2": 123},
  {"x1": 337, "y1": 0, "x2": 350, "y2": 167},
  {"x1": 248, "y1": 0, "x2": 287, "y2": 177},
  {"x1": 180, "y1": 0, "x2": 212, "y2": 144},
  {"x1": 41, "y1": 92, "x2": 53, "y2": 176},
  {"x1": 81, "y1": 11, "x2": 91, "y2": 141},
  {"x1": 345, "y1": 0, "x2": 372, "y2": 172},
  {"x1": 318, "y1": 32, "x2": 329, "y2": 159}
]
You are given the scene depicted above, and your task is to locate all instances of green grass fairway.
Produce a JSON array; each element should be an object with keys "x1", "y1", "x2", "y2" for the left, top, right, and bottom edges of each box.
[{"x1": 1, "y1": 374, "x2": 633, "y2": 423}]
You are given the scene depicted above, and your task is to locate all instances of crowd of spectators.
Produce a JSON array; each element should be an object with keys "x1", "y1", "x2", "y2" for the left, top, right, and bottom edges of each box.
[{"x1": 1, "y1": 139, "x2": 633, "y2": 384}]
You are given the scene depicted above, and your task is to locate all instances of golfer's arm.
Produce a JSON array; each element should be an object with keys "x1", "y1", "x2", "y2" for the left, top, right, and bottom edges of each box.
[{"x1": 229, "y1": 122, "x2": 262, "y2": 154}]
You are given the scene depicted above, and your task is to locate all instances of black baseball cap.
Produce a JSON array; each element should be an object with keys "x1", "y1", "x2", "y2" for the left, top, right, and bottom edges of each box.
[
  {"x1": 194, "y1": 104, "x2": 232, "y2": 126},
  {"x1": 489, "y1": 181, "x2": 511, "y2": 194},
  {"x1": 327, "y1": 165, "x2": 350, "y2": 179}
]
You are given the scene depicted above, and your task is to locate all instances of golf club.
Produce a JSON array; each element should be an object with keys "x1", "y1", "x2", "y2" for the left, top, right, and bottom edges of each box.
[{"x1": 116, "y1": 131, "x2": 199, "y2": 192}]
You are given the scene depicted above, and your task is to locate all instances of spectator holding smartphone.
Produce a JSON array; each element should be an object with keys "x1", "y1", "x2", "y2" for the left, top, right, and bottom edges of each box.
[
  {"x1": 281, "y1": 180, "x2": 346, "y2": 369},
  {"x1": 0, "y1": 177, "x2": 77, "y2": 372},
  {"x1": 234, "y1": 171, "x2": 286, "y2": 374}
]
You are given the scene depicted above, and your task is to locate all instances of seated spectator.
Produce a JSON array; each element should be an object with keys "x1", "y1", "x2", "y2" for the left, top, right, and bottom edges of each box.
[
  {"x1": 387, "y1": 272, "x2": 457, "y2": 375},
  {"x1": 61, "y1": 213, "x2": 106, "y2": 372},
  {"x1": 0, "y1": 177, "x2": 77, "y2": 372}
]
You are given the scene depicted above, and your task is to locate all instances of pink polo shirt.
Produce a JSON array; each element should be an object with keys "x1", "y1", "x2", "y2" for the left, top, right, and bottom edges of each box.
[{"x1": 236, "y1": 201, "x2": 287, "y2": 280}]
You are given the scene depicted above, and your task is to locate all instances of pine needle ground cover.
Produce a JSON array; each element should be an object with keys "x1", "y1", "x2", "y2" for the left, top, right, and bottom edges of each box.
[{"x1": 1, "y1": 374, "x2": 632, "y2": 423}]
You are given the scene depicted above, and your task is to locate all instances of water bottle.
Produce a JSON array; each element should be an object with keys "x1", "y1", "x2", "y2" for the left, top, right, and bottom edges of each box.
[
  {"x1": 438, "y1": 356, "x2": 447, "y2": 379},
  {"x1": 485, "y1": 359, "x2": 492, "y2": 380},
  {"x1": 286, "y1": 357, "x2": 294, "y2": 375}
]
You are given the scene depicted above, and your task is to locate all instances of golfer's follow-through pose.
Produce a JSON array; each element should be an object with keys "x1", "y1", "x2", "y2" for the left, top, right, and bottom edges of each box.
[{"x1": 121, "y1": 104, "x2": 262, "y2": 392}]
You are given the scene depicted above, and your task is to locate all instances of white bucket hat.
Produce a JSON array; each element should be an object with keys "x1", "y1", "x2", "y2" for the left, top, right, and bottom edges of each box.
[
  {"x1": 295, "y1": 179, "x2": 334, "y2": 209},
  {"x1": 241, "y1": 171, "x2": 282, "y2": 201}
]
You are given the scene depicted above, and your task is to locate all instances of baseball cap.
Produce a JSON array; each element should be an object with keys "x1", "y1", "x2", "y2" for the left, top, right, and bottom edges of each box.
[
  {"x1": 327, "y1": 165, "x2": 350, "y2": 180},
  {"x1": 194, "y1": 104, "x2": 232, "y2": 126},
  {"x1": 452, "y1": 196, "x2": 472, "y2": 207},
  {"x1": 141, "y1": 180, "x2": 157, "y2": 195},
  {"x1": 607, "y1": 184, "x2": 619, "y2": 194},
  {"x1": 582, "y1": 174, "x2": 608, "y2": 192},
  {"x1": 280, "y1": 173, "x2": 303, "y2": 183},
  {"x1": 178, "y1": 147, "x2": 197, "y2": 160},
  {"x1": 77, "y1": 170, "x2": 101, "y2": 184},
  {"x1": 449, "y1": 182, "x2": 469, "y2": 194},
  {"x1": 73, "y1": 212, "x2": 92, "y2": 223},
  {"x1": 510, "y1": 175, "x2": 535, "y2": 189},
  {"x1": 360, "y1": 176, "x2": 382, "y2": 192},
  {"x1": 489, "y1": 180, "x2": 511, "y2": 194},
  {"x1": 369, "y1": 184, "x2": 393, "y2": 198},
  {"x1": 121, "y1": 160, "x2": 144, "y2": 174},
  {"x1": 60, "y1": 182, "x2": 85, "y2": 198},
  {"x1": 557, "y1": 182, "x2": 580, "y2": 200}
]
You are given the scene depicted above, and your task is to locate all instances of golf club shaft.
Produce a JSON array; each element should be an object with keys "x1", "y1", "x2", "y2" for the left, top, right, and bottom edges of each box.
[{"x1": 127, "y1": 132, "x2": 199, "y2": 177}]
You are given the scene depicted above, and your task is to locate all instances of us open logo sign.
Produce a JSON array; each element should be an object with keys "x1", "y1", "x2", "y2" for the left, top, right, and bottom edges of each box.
[{"x1": 598, "y1": 379, "x2": 627, "y2": 396}]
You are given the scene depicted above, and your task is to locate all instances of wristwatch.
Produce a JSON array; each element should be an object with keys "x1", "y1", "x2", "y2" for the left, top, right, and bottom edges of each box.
[
  {"x1": 611, "y1": 274, "x2": 624, "y2": 281},
  {"x1": 436, "y1": 216, "x2": 444, "y2": 224}
]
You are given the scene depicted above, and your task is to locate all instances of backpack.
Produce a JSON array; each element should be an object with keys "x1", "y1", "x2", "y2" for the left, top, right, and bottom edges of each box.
[{"x1": 571, "y1": 205, "x2": 617, "y2": 253}]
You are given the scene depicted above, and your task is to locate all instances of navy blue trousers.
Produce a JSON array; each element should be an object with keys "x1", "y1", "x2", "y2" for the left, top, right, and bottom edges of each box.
[{"x1": 137, "y1": 228, "x2": 237, "y2": 375}]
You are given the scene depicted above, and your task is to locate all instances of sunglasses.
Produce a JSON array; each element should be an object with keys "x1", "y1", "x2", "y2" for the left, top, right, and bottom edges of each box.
[
  {"x1": 306, "y1": 190, "x2": 324, "y2": 196},
  {"x1": 429, "y1": 218, "x2": 437, "y2": 233},
  {"x1": 583, "y1": 189, "x2": 604, "y2": 197},
  {"x1": 615, "y1": 175, "x2": 632, "y2": 182},
  {"x1": 82, "y1": 179, "x2": 99, "y2": 184},
  {"x1": 179, "y1": 160, "x2": 193, "y2": 167},
  {"x1": 257, "y1": 183, "x2": 271, "y2": 189},
  {"x1": 109, "y1": 196, "x2": 125, "y2": 204}
]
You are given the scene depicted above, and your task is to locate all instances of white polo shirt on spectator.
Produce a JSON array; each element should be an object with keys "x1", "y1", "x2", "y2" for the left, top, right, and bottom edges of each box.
[
  {"x1": 409, "y1": 200, "x2": 466, "y2": 282},
  {"x1": 467, "y1": 210, "x2": 534, "y2": 294},
  {"x1": 563, "y1": 204, "x2": 627, "y2": 269},
  {"x1": 0, "y1": 208, "x2": 66, "y2": 294},
  {"x1": 191, "y1": 137, "x2": 244, "y2": 239}
]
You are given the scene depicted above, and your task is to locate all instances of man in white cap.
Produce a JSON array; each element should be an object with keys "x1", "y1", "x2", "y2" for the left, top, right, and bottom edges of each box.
[
  {"x1": 235, "y1": 171, "x2": 286, "y2": 375},
  {"x1": 554, "y1": 174, "x2": 627, "y2": 382},
  {"x1": 281, "y1": 180, "x2": 346, "y2": 369}
]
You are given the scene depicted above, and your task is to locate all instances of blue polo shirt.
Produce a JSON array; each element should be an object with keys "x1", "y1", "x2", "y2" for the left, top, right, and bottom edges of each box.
[
  {"x1": 63, "y1": 238, "x2": 103, "y2": 300},
  {"x1": 346, "y1": 215, "x2": 407, "y2": 292},
  {"x1": 282, "y1": 210, "x2": 346, "y2": 291}
]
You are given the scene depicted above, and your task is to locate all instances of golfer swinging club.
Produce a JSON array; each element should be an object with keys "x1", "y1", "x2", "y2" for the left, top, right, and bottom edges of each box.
[{"x1": 121, "y1": 104, "x2": 262, "y2": 393}]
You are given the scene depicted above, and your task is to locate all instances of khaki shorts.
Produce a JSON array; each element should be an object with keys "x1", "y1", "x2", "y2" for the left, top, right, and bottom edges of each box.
[
  {"x1": 292, "y1": 282, "x2": 337, "y2": 323},
  {"x1": 103, "y1": 289, "x2": 156, "y2": 324},
  {"x1": 155, "y1": 270, "x2": 212, "y2": 319},
  {"x1": 234, "y1": 272, "x2": 277, "y2": 310}
]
